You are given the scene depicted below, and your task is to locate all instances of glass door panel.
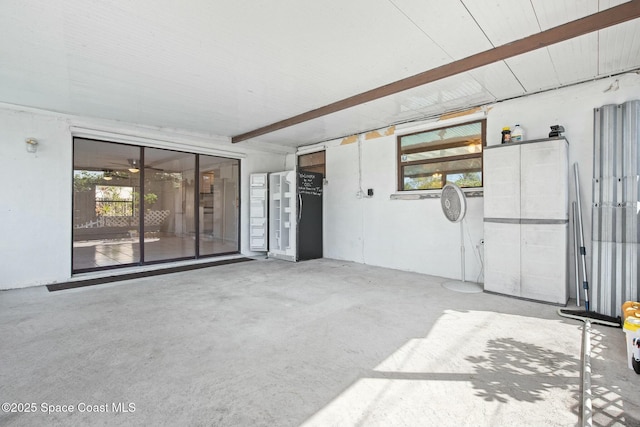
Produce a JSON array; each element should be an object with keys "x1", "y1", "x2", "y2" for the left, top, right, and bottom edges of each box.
[
  {"x1": 72, "y1": 139, "x2": 141, "y2": 271},
  {"x1": 73, "y1": 139, "x2": 240, "y2": 273},
  {"x1": 143, "y1": 148, "x2": 196, "y2": 262},
  {"x1": 199, "y1": 155, "x2": 240, "y2": 256}
]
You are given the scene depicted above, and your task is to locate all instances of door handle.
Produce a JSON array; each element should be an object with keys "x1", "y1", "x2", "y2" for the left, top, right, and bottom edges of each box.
[{"x1": 298, "y1": 193, "x2": 303, "y2": 223}]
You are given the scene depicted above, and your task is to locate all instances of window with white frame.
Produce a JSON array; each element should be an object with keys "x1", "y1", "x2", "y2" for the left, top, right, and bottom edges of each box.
[{"x1": 397, "y1": 120, "x2": 485, "y2": 191}]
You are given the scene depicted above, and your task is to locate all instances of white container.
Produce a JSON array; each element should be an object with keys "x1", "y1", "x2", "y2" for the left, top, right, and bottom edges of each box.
[
  {"x1": 511, "y1": 124, "x2": 524, "y2": 142},
  {"x1": 623, "y1": 315, "x2": 640, "y2": 370}
]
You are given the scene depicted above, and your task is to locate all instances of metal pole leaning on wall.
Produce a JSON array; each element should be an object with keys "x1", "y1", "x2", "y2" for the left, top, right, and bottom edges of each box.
[
  {"x1": 573, "y1": 202, "x2": 581, "y2": 307},
  {"x1": 574, "y1": 163, "x2": 590, "y2": 311},
  {"x1": 558, "y1": 167, "x2": 619, "y2": 328}
]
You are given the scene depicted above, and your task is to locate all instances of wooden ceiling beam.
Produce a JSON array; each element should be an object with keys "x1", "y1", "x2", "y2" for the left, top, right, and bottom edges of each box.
[{"x1": 232, "y1": 0, "x2": 640, "y2": 143}]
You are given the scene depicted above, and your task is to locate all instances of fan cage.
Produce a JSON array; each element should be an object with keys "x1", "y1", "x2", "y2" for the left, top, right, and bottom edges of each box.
[{"x1": 441, "y1": 183, "x2": 466, "y2": 223}]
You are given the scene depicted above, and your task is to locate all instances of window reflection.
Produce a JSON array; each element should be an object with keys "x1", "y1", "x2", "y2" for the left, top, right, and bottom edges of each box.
[{"x1": 398, "y1": 120, "x2": 485, "y2": 190}]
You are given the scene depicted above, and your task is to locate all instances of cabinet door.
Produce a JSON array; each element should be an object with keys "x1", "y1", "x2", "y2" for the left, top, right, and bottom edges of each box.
[
  {"x1": 249, "y1": 173, "x2": 268, "y2": 251},
  {"x1": 484, "y1": 145, "x2": 521, "y2": 219},
  {"x1": 268, "y1": 171, "x2": 297, "y2": 261},
  {"x1": 269, "y1": 172, "x2": 283, "y2": 253},
  {"x1": 520, "y1": 140, "x2": 568, "y2": 220},
  {"x1": 520, "y1": 223, "x2": 568, "y2": 304},
  {"x1": 484, "y1": 222, "x2": 521, "y2": 296},
  {"x1": 281, "y1": 171, "x2": 297, "y2": 258},
  {"x1": 297, "y1": 171, "x2": 323, "y2": 260}
]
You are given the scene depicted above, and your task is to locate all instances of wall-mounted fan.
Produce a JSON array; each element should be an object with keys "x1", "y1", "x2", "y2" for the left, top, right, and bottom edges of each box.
[{"x1": 440, "y1": 183, "x2": 481, "y2": 292}]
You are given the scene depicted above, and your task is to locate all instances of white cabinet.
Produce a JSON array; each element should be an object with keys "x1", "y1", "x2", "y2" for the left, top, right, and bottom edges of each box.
[
  {"x1": 249, "y1": 173, "x2": 268, "y2": 251},
  {"x1": 484, "y1": 143, "x2": 521, "y2": 219},
  {"x1": 484, "y1": 138, "x2": 569, "y2": 304},
  {"x1": 268, "y1": 171, "x2": 297, "y2": 261},
  {"x1": 484, "y1": 222, "x2": 521, "y2": 296}
]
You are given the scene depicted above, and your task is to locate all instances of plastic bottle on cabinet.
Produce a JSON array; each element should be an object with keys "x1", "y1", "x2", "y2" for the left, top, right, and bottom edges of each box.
[
  {"x1": 501, "y1": 127, "x2": 511, "y2": 144},
  {"x1": 511, "y1": 124, "x2": 524, "y2": 142}
]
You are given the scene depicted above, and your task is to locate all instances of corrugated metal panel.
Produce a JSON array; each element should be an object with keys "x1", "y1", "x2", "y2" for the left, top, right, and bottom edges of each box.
[{"x1": 591, "y1": 100, "x2": 640, "y2": 317}]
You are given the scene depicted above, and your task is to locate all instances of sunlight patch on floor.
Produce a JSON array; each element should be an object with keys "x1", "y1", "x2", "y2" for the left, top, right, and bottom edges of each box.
[{"x1": 303, "y1": 310, "x2": 582, "y2": 427}]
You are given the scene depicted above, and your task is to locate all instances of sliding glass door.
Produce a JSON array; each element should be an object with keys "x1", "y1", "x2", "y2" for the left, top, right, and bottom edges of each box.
[
  {"x1": 73, "y1": 140, "x2": 142, "y2": 270},
  {"x1": 143, "y1": 148, "x2": 196, "y2": 262},
  {"x1": 199, "y1": 155, "x2": 240, "y2": 256},
  {"x1": 72, "y1": 138, "x2": 239, "y2": 273}
]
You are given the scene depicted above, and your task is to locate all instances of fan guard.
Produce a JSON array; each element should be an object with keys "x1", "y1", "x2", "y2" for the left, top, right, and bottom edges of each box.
[{"x1": 441, "y1": 183, "x2": 466, "y2": 223}]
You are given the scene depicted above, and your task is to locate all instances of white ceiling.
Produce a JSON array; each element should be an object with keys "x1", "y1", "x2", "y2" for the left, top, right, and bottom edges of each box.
[{"x1": 1, "y1": 0, "x2": 639, "y2": 150}]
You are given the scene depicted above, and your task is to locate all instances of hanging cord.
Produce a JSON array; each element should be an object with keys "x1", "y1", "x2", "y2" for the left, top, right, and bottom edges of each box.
[
  {"x1": 358, "y1": 134, "x2": 365, "y2": 262},
  {"x1": 462, "y1": 217, "x2": 484, "y2": 283},
  {"x1": 476, "y1": 246, "x2": 484, "y2": 284},
  {"x1": 358, "y1": 134, "x2": 362, "y2": 191}
]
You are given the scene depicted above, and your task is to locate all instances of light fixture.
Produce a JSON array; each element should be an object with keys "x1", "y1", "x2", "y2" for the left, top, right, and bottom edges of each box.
[
  {"x1": 467, "y1": 143, "x2": 480, "y2": 153},
  {"x1": 25, "y1": 138, "x2": 39, "y2": 153},
  {"x1": 128, "y1": 159, "x2": 140, "y2": 173}
]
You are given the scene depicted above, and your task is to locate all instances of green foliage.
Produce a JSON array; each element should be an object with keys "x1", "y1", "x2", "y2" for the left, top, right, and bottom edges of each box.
[
  {"x1": 73, "y1": 171, "x2": 102, "y2": 192},
  {"x1": 404, "y1": 176, "x2": 442, "y2": 190},
  {"x1": 143, "y1": 193, "x2": 158, "y2": 206},
  {"x1": 449, "y1": 172, "x2": 482, "y2": 188},
  {"x1": 404, "y1": 171, "x2": 481, "y2": 190},
  {"x1": 131, "y1": 191, "x2": 158, "y2": 210},
  {"x1": 95, "y1": 185, "x2": 134, "y2": 217}
]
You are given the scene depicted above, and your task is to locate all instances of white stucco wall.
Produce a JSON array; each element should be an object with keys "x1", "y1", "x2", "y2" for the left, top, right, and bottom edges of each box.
[
  {"x1": 0, "y1": 104, "x2": 288, "y2": 289},
  {"x1": 4, "y1": 73, "x2": 640, "y2": 290},
  {"x1": 0, "y1": 109, "x2": 73, "y2": 290},
  {"x1": 323, "y1": 73, "x2": 640, "y2": 292},
  {"x1": 323, "y1": 131, "x2": 485, "y2": 282}
]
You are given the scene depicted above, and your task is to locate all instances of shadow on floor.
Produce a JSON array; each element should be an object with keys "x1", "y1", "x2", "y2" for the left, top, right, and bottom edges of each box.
[
  {"x1": 465, "y1": 337, "x2": 578, "y2": 404},
  {"x1": 302, "y1": 309, "x2": 584, "y2": 427},
  {"x1": 589, "y1": 327, "x2": 640, "y2": 427}
]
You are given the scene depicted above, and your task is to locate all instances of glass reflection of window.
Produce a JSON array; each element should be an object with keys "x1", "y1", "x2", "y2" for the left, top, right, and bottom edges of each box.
[
  {"x1": 95, "y1": 185, "x2": 134, "y2": 217},
  {"x1": 397, "y1": 120, "x2": 485, "y2": 191}
]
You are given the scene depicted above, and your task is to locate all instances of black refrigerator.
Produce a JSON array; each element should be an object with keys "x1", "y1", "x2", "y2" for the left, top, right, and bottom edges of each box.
[
  {"x1": 296, "y1": 171, "x2": 323, "y2": 260},
  {"x1": 268, "y1": 170, "x2": 323, "y2": 262}
]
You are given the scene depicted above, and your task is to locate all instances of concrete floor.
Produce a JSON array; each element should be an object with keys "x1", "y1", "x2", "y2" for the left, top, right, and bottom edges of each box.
[{"x1": 0, "y1": 258, "x2": 638, "y2": 426}]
